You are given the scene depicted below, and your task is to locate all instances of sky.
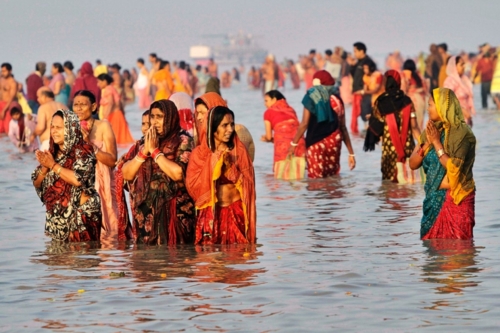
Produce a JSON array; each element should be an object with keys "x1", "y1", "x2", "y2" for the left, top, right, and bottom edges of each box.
[{"x1": 1, "y1": 0, "x2": 499, "y2": 79}]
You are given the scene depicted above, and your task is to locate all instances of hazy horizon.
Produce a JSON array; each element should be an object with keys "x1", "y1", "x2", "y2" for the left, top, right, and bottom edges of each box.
[{"x1": 1, "y1": 0, "x2": 499, "y2": 79}]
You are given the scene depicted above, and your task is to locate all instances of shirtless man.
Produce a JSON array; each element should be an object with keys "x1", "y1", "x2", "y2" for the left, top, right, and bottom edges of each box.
[
  {"x1": 0, "y1": 63, "x2": 18, "y2": 135},
  {"x1": 33, "y1": 87, "x2": 67, "y2": 150},
  {"x1": 208, "y1": 58, "x2": 218, "y2": 78},
  {"x1": 261, "y1": 54, "x2": 278, "y2": 93}
]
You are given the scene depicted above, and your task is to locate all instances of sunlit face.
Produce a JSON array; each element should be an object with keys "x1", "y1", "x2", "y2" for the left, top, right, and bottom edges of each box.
[
  {"x1": 456, "y1": 58, "x2": 466, "y2": 76},
  {"x1": 73, "y1": 95, "x2": 95, "y2": 120},
  {"x1": 50, "y1": 115, "x2": 65, "y2": 146},
  {"x1": 97, "y1": 79, "x2": 106, "y2": 89},
  {"x1": 213, "y1": 114, "x2": 235, "y2": 145},
  {"x1": 428, "y1": 97, "x2": 440, "y2": 122},
  {"x1": 51, "y1": 65, "x2": 58, "y2": 76},
  {"x1": 141, "y1": 115, "x2": 150, "y2": 135},
  {"x1": 1, "y1": 67, "x2": 10, "y2": 78},
  {"x1": 264, "y1": 95, "x2": 277, "y2": 109},
  {"x1": 150, "y1": 108, "x2": 164, "y2": 135},
  {"x1": 195, "y1": 103, "x2": 209, "y2": 127}
]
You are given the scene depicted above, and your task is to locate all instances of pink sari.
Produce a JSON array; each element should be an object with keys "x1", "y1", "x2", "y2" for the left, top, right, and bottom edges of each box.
[{"x1": 443, "y1": 56, "x2": 475, "y2": 122}]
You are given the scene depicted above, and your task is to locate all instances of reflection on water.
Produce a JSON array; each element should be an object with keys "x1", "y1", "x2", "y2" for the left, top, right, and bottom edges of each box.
[
  {"x1": 421, "y1": 239, "x2": 481, "y2": 295},
  {"x1": 2, "y1": 84, "x2": 500, "y2": 331}
]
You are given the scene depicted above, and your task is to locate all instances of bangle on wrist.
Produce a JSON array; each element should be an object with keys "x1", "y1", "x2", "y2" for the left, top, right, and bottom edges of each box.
[
  {"x1": 50, "y1": 162, "x2": 57, "y2": 171},
  {"x1": 290, "y1": 141, "x2": 298, "y2": 147},
  {"x1": 154, "y1": 153, "x2": 164, "y2": 163},
  {"x1": 137, "y1": 150, "x2": 148, "y2": 160},
  {"x1": 349, "y1": 154, "x2": 355, "y2": 157},
  {"x1": 56, "y1": 166, "x2": 62, "y2": 175},
  {"x1": 151, "y1": 148, "x2": 161, "y2": 160},
  {"x1": 437, "y1": 148, "x2": 445, "y2": 158}
]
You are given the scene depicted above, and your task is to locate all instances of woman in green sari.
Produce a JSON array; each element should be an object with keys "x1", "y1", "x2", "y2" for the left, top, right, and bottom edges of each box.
[{"x1": 409, "y1": 88, "x2": 476, "y2": 239}]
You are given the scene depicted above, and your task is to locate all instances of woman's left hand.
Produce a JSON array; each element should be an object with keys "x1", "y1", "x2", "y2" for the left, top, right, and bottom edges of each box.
[
  {"x1": 425, "y1": 121, "x2": 440, "y2": 146},
  {"x1": 348, "y1": 155, "x2": 356, "y2": 170},
  {"x1": 287, "y1": 145, "x2": 296, "y2": 157}
]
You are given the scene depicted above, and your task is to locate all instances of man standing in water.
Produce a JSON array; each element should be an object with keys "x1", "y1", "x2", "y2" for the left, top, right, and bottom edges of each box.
[
  {"x1": 350, "y1": 42, "x2": 372, "y2": 135},
  {"x1": 261, "y1": 54, "x2": 278, "y2": 93},
  {"x1": 0, "y1": 63, "x2": 18, "y2": 136},
  {"x1": 32, "y1": 87, "x2": 66, "y2": 151},
  {"x1": 208, "y1": 58, "x2": 218, "y2": 78},
  {"x1": 25, "y1": 62, "x2": 46, "y2": 114}
]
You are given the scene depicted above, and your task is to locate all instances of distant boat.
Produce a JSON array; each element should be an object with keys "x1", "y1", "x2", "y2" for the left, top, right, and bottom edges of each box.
[{"x1": 190, "y1": 31, "x2": 268, "y2": 65}]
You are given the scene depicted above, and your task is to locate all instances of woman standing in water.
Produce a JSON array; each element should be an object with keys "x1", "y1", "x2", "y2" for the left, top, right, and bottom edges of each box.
[
  {"x1": 119, "y1": 100, "x2": 195, "y2": 245},
  {"x1": 261, "y1": 90, "x2": 306, "y2": 174},
  {"x1": 403, "y1": 59, "x2": 427, "y2": 130},
  {"x1": 72, "y1": 90, "x2": 131, "y2": 241},
  {"x1": 289, "y1": 70, "x2": 356, "y2": 178},
  {"x1": 443, "y1": 56, "x2": 475, "y2": 126},
  {"x1": 32, "y1": 109, "x2": 101, "y2": 242},
  {"x1": 410, "y1": 88, "x2": 476, "y2": 239},
  {"x1": 364, "y1": 70, "x2": 421, "y2": 184},
  {"x1": 49, "y1": 63, "x2": 69, "y2": 106},
  {"x1": 97, "y1": 74, "x2": 134, "y2": 145},
  {"x1": 186, "y1": 106, "x2": 256, "y2": 245}
]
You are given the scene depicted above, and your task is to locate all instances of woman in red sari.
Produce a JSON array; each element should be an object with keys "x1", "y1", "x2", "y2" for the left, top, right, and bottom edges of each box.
[
  {"x1": 261, "y1": 90, "x2": 306, "y2": 173},
  {"x1": 186, "y1": 106, "x2": 256, "y2": 245},
  {"x1": 289, "y1": 70, "x2": 356, "y2": 178}
]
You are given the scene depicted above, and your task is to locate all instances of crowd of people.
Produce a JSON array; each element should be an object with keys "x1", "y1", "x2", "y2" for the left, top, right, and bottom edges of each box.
[{"x1": 0, "y1": 39, "x2": 494, "y2": 245}]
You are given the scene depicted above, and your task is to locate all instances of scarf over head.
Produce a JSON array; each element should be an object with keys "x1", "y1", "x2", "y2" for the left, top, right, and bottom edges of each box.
[
  {"x1": 194, "y1": 92, "x2": 227, "y2": 145},
  {"x1": 72, "y1": 62, "x2": 101, "y2": 105},
  {"x1": 420, "y1": 88, "x2": 476, "y2": 204},
  {"x1": 302, "y1": 70, "x2": 338, "y2": 123},
  {"x1": 364, "y1": 70, "x2": 413, "y2": 151},
  {"x1": 205, "y1": 77, "x2": 221, "y2": 96},
  {"x1": 445, "y1": 56, "x2": 475, "y2": 115},
  {"x1": 186, "y1": 106, "x2": 256, "y2": 243}
]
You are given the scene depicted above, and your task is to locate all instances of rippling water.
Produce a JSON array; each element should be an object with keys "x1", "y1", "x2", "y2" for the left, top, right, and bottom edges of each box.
[{"x1": 1, "y1": 83, "x2": 500, "y2": 332}]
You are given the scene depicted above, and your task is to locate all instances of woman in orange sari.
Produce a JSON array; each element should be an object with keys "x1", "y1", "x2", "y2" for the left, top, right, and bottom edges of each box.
[
  {"x1": 186, "y1": 106, "x2": 256, "y2": 245},
  {"x1": 261, "y1": 90, "x2": 306, "y2": 173},
  {"x1": 97, "y1": 74, "x2": 134, "y2": 145},
  {"x1": 152, "y1": 60, "x2": 174, "y2": 101}
]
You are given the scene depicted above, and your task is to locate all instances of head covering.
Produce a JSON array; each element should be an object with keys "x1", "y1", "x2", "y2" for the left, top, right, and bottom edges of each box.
[
  {"x1": 169, "y1": 92, "x2": 193, "y2": 112},
  {"x1": 205, "y1": 77, "x2": 221, "y2": 96},
  {"x1": 302, "y1": 70, "x2": 338, "y2": 123},
  {"x1": 186, "y1": 106, "x2": 256, "y2": 243},
  {"x1": 9, "y1": 102, "x2": 24, "y2": 141},
  {"x1": 312, "y1": 70, "x2": 336, "y2": 86},
  {"x1": 194, "y1": 92, "x2": 227, "y2": 145},
  {"x1": 420, "y1": 88, "x2": 476, "y2": 204},
  {"x1": 71, "y1": 62, "x2": 101, "y2": 106},
  {"x1": 364, "y1": 70, "x2": 413, "y2": 152},
  {"x1": 445, "y1": 56, "x2": 475, "y2": 115}
]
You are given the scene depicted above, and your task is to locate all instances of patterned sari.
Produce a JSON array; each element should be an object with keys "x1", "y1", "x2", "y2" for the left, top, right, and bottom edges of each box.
[
  {"x1": 31, "y1": 109, "x2": 101, "y2": 242},
  {"x1": 115, "y1": 100, "x2": 196, "y2": 245},
  {"x1": 420, "y1": 88, "x2": 476, "y2": 239}
]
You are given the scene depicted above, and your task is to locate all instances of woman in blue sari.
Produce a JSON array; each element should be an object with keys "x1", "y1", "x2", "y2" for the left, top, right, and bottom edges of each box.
[{"x1": 409, "y1": 88, "x2": 476, "y2": 239}]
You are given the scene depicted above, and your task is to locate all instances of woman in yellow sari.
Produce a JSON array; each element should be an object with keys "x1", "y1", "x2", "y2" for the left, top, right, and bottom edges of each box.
[{"x1": 152, "y1": 60, "x2": 174, "y2": 101}]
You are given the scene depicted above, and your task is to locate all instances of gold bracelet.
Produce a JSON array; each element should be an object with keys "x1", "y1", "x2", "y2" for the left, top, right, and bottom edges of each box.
[{"x1": 56, "y1": 166, "x2": 62, "y2": 175}]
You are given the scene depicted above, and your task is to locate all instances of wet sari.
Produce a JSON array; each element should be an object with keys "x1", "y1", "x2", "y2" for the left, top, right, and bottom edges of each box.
[
  {"x1": 115, "y1": 100, "x2": 195, "y2": 245},
  {"x1": 31, "y1": 109, "x2": 101, "y2": 242},
  {"x1": 420, "y1": 88, "x2": 476, "y2": 239}
]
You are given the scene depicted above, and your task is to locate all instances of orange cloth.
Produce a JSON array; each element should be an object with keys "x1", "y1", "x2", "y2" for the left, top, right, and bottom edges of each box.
[
  {"x1": 108, "y1": 111, "x2": 134, "y2": 145},
  {"x1": 186, "y1": 106, "x2": 256, "y2": 245},
  {"x1": 194, "y1": 92, "x2": 227, "y2": 145},
  {"x1": 153, "y1": 69, "x2": 174, "y2": 100}
]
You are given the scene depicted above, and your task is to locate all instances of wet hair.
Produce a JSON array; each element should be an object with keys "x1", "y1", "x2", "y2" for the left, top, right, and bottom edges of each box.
[
  {"x1": 325, "y1": 49, "x2": 333, "y2": 56},
  {"x1": 438, "y1": 43, "x2": 448, "y2": 52},
  {"x1": 40, "y1": 89, "x2": 55, "y2": 99},
  {"x1": 149, "y1": 53, "x2": 157, "y2": 59},
  {"x1": 53, "y1": 63, "x2": 64, "y2": 73},
  {"x1": 111, "y1": 63, "x2": 121, "y2": 71},
  {"x1": 208, "y1": 106, "x2": 235, "y2": 151},
  {"x1": 195, "y1": 65, "x2": 201, "y2": 71},
  {"x1": 96, "y1": 59, "x2": 102, "y2": 65},
  {"x1": 309, "y1": 49, "x2": 316, "y2": 55},
  {"x1": 353, "y1": 42, "x2": 367, "y2": 53},
  {"x1": 137, "y1": 58, "x2": 145, "y2": 65},
  {"x1": 142, "y1": 110, "x2": 150, "y2": 117},
  {"x1": 1, "y1": 63, "x2": 12, "y2": 71},
  {"x1": 403, "y1": 59, "x2": 423, "y2": 88},
  {"x1": 73, "y1": 90, "x2": 97, "y2": 105},
  {"x1": 341, "y1": 51, "x2": 348, "y2": 60},
  {"x1": 265, "y1": 90, "x2": 286, "y2": 101},
  {"x1": 97, "y1": 73, "x2": 113, "y2": 84},
  {"x1": 363, "y1": 58, "x2": 377, "y2": 73},
  {"x1": 195, "y1": 98, "x2": 207, "y2": 107},
  {"x1": 179, "y1": 61, "x2": 186, "y2": 70},
  {"x1": 63, "y1": 61, "x2": 74, "y2": 71}
]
